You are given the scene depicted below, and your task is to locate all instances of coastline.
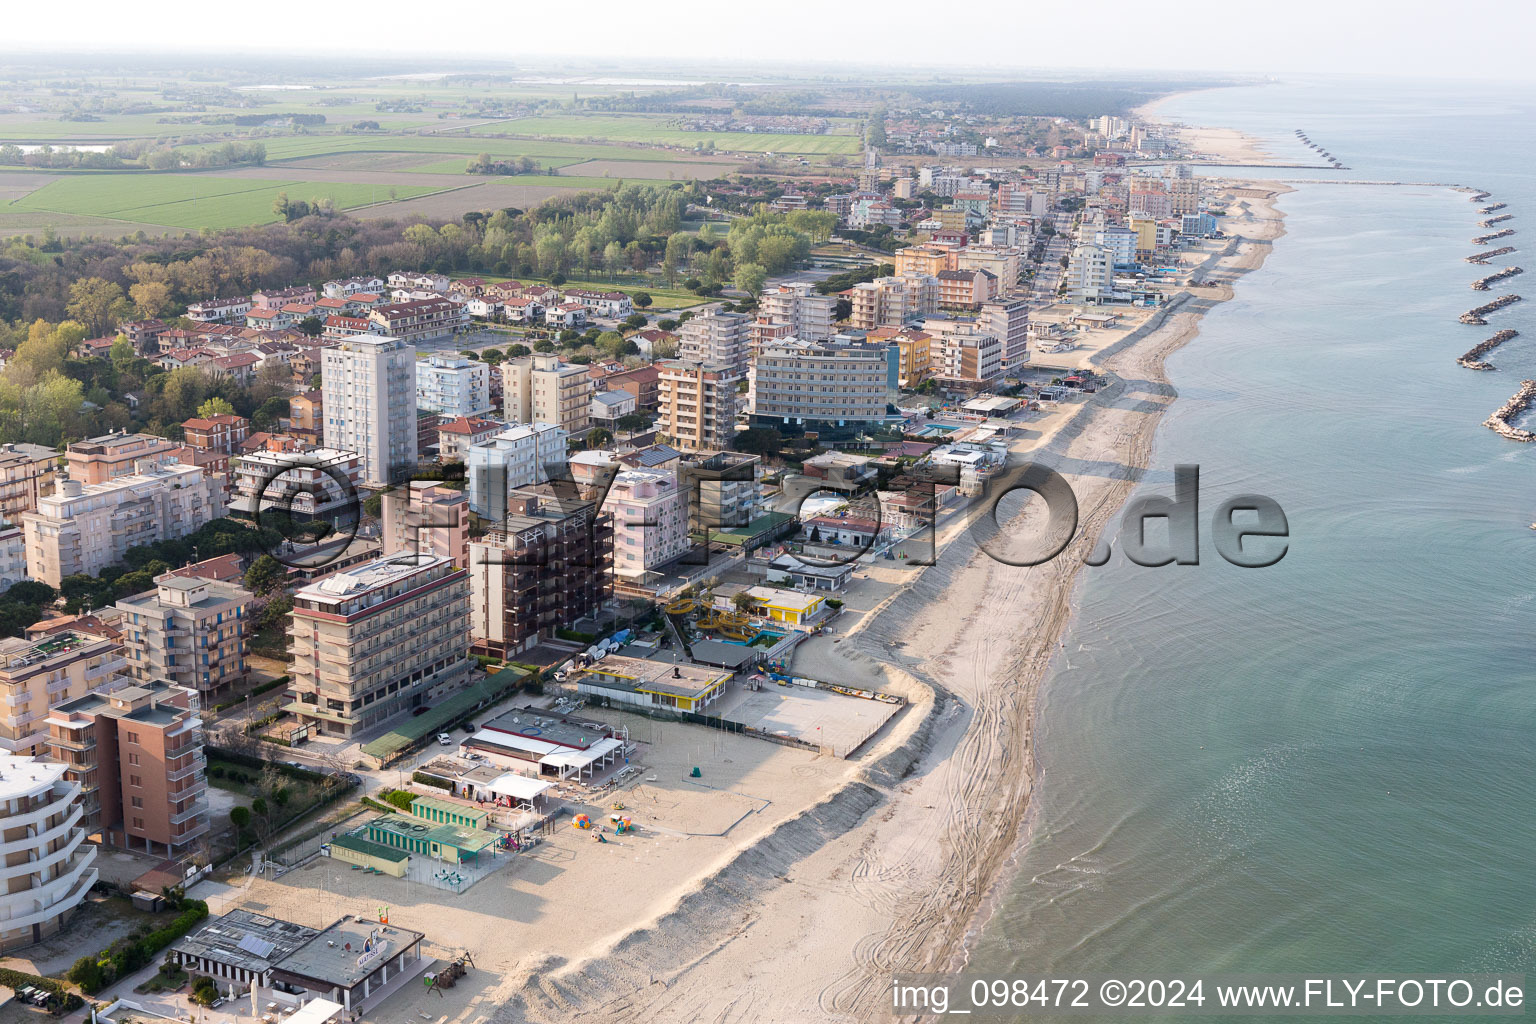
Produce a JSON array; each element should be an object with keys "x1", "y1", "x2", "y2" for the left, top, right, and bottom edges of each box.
[{"x1": 496, "y1": 138, "x2": 1292, "y2": 1021}]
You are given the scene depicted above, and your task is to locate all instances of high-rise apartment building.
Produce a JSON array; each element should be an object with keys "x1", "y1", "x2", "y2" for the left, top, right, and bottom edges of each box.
[
  {"x1": 114, "y1": 576, "x2": 251, "y2": 697},
  {"x1": 381, "y1": 481, "x2": 469, "y2": 569},
  {"x1": 677, "y1": 311, "x2": 752, "y2": 380},
  {"x1": 656, "y1": 360, "x2": 738, "y2": 452},
  {"x1": 22, "y1": 466, "x2": 225, "y2": 587},
  {"x1": 869, "y1": 326, "x2": 933, "y2": 388},
  {"x1": 748, "y1": 337, "x2": 898, "y2": 440},
  {"x1": 604, "y1": 469, "x2": 688, "y2": 582},
  {"x1": 980, "y1": 297, "x2": 1031, "y2": 369},
  {"x1": 0, "y1": 755, "x2": 96, "y2": 950},
  {"x1": 1067, "y1": 244, "x2": 1114, "y2": 303},
  {"x1": 415, "y1": 356, "x2": 493, "y2": 419},
  {"x1": 0, "y1": 629, "x2": 131, "y2": 756},
  {"x1": 0, "y1": 443, "x2": 57, "y2": 525},
  {"x1": 322, "y1": 335, "x2": 418, "y2": 487},
  {"x1": 501, "y1": 354, "x2": 593, "y2": 435},
  {"x1": 285, "y1": 554, "x2": 471, "y2": 739},
  {"x1": 469, "y1": 489, "x2": 612, "y2": 657},
  {"x1": 47, "y1": 681, "x2": 207, "y2": 856},
  {"x1": 759, "y1": 283, "x2": 837, "y2": 343},
  {"x1": 927, "y1": 322, "x2": 1004, "y2": 387},
  {"x1": 465, "y1": 423, "x2": 570, "y2": 521}
]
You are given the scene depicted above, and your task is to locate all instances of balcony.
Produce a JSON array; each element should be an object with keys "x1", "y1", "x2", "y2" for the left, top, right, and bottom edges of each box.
[
  {"x1": 166, "y1": 752, "x2": 206, "y2": 782},
  {"x1": 0, "y1": 847, "x2": 96, "y2": 931},
  {"x1": 169, "y1": 799, "x2": 208, "y2": 826}
]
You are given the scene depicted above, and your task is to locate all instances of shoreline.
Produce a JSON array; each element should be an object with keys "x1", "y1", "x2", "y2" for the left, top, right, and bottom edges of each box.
[{"x1": 493, "y1": 145, "x2": 1293, "y2": 1022}]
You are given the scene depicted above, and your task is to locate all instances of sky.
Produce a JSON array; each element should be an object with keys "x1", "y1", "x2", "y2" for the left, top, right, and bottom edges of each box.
[{"x1": 8, "y1": 0, "x2": 1536, "y2": 82}]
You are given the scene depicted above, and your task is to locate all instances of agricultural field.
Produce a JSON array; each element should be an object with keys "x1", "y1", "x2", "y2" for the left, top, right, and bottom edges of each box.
[
  {"x1": 8, "y1": 173, "x2": 441, "y2": 230},
  {"x1": 466, "y1": 112, "x2": 863, "y2": 154}
]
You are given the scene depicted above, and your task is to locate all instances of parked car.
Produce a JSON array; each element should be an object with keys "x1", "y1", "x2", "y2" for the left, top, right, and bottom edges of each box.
[{"x1": 437, "y1": 733, "x2": 454, "y2": 746}]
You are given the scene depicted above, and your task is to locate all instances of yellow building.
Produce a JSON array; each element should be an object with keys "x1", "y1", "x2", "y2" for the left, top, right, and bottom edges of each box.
[
  {"x1": 1128, "y1": 217, "x2": 1159, "y2": 256},
  {"x1": 327, "y1": 834, "x2": 410, "y2": 877},
  {"x1": 744, "y1": 586, "x2": 824, "y2": 626},
  {"x1": 893, "y1": 245, "x2": 958, "y2": 279},
  {"x1": 869, "y1": 327, "x2": 932, "y2": 387}
]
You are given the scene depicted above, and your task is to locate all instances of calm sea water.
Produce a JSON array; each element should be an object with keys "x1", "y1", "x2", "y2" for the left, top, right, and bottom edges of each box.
[{"x1": 973, "y1": 77, "x2": 1536, "y2": 996}]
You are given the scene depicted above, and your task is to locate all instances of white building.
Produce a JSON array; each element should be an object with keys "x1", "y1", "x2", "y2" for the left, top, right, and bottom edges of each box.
[
  {"x1": 0, "y1": 755, "x2": 95, "y2": 951},
  {"x1": 416, "y1": 355, "x2": 493, "y2": 419},
  {"x1": 465, "y1": 423, "x2": 570, "y2": 521},
  {"x1": 322, "y1": 335, "x2": 418, "y2": 487},
  {"x1": 1067, "y1": 244, "x2": 1114, "y2": 304},
  {"x1": 230, "y1": 448, "x2": 363, "y2": 521},
  {"x1": 760, "y1": 282, "x2": 837, "y2": 343},
  {"x1": 1091, "y1": 227, "x2": 1138, "y2": 267},
  {"x1": 0, "y1": 523, "x2": 25, "y2": 592},
  {"x1": 590, "y1": 389, "x2": 637, "y2": 426},
  {"x1": 678, "y1": 310, "x2": 752, "y2": 380},
  {"x1": 604, "y1": 469, "x2": 689, "y2": 580}
]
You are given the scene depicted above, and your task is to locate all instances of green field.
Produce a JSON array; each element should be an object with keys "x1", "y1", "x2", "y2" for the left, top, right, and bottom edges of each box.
[
  {"x1": 470, "y1": 113, "x2": 862, "y2": 155},
  {"x1": 10, "y1": 174, "x2": 441, "y2": 229}
]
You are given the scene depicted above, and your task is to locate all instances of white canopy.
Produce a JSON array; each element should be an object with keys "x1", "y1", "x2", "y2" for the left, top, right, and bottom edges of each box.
[
  {"x1": 487, "y1": 773, "x2": 554, "y2": 801},
  {"x1": 539, "y1": 737, "x2": 624, "y2": 772},
  {"x1": 286, "y1": 1000, "x2": 344, "y2": 1024}
]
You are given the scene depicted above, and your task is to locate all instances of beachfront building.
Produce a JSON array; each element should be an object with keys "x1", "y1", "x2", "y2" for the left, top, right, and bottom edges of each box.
[
  {"x1": 1067, "y1": 244, "x2": 1115, "y2": 303},
  {"x1": 322, "y1": 335, "x2": 418, "y2": 488},
  {"x1": 678, "y1": 310, "x2": 752, "y2": 380},
  {"x1": 604, "y1": 469, "x2": 689, "y2": 583},
  {"x1": 569, "y1": 655, "x2": 729, "y2": 715},
  {"x1": 747, "y1": 337, "x2": 898, "y2": 441},
  {"x1": 114, "y1": 576, "x2": 251, "y2": 696},
  {"x1": 501, "y1": 354, "x2": 593, "y2": 435},
  {"x1": 0, "y1": 755, "x2": 96, "y2": 951},
  {"x1": 464, "y1": 423, "x2": 569, "y2": 521},
  {"x1": 469, "y1": 489, "x2": 613, "y2": 658},
  {"x1": 46, "y1": 681, "x2": 208, "y2": 854},
  {"x1": 21, "y1": 467, "x2": 224, "y2": 588},
  {"x1": 926, "y1": 322, "x2": 1005, "y2": 389},
  {"x1": 681, "y1": 450, "x2": 762, "y2": 537},
  {"x1": 981, "y1": 297, "x2": 1031, "y2": 369},
  {"x1": 285, "y1": 553, "x2": 472, "y2": 739},
  {"x1": 656, "y1": 360, "x2": 738, "y2": 452},
  {"x1": 415, "y1": 355, "x2": 493, "y2": 419},
  {"x1": 381, "y1": 481, "x2": 469, "y2": 570},
  {"x1": 759, "y1": 282, "x2": 837, "y2": 343}
]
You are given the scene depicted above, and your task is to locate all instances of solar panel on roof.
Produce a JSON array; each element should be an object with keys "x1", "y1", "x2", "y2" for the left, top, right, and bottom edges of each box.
[{"x1": 237, "y1": 934, "x2": 277, "y2": 958}]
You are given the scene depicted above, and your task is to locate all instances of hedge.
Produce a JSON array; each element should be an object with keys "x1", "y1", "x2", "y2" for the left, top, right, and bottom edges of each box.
[
  {"x1": 69, "y1": 899, "x2": 209, "y2": 995},
  {"x1": 207, "y1": 745, "x2": 327, "y2": 784},
  {"x1": 555, "y1": 627, "x2": 596, "y2": 644},
  {"x1": 412, "y1": 771, "x2": 453, "y2": 791},
  {"x1": 0, "y1": 966, "x2": 80, "y2": 1012},
  {"x1": 360, "y1": 796, "x2": 397, "y2": 815},
  {"x1": 379, "y1": 788, "x2": 416, "y2": 812}
]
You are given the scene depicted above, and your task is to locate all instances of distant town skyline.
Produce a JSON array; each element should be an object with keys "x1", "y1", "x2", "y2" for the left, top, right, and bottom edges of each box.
[{"x1": 9, "y1": 0, "x2": 1536, "y2": 82}]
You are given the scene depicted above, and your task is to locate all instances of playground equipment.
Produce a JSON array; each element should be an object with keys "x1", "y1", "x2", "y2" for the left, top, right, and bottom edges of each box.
[
  {"x1": 611, "y1": 815, "x2": 634, "y2": 835},
  {"x1": 696, "y1": 607, "x2": 754, "y2": 641},
  {"x1": 424, "y1": 952, "x2": 474, "y2": 995},
  {"x1": 664, "y1": 595, "x2": 696, "y2": 615},
  {"x1": 572, "y1": 814, "x2": 594, "y2": 830}
]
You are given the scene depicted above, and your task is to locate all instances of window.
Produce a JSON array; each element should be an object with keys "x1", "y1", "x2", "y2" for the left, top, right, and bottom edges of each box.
[
  {"x1": 131, "y1": 817, "x2": 144, "y2": 830},
  {"x1": 129, "y1": 774, "x2": 142, "y2": 788},
  {"x1": 127, "y1": 753, "x2": 140, "y2": 766},
  {"x1": 125, "y1": 731, "x2": 139, "y2": 744},
  {"x1": 130, "y1": 796, "x2": 143, "y2": 809}
]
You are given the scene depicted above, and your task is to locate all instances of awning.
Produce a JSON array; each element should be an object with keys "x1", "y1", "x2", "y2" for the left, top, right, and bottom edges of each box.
[
  {"x1": 468, "y1": 729, "x2": 563, "y2": 758},
  {"x1": 486, "y1": 774, "x2": 554, "y2": 801},
  {"x1": 538, "y1": 737, "x2": 624, "y2": 772}
]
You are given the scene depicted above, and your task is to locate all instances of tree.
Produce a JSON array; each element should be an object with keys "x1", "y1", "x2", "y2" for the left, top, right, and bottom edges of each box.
[
  {"x1": 129, "y1": 281, "x2": 174, "y2": 319},
  {"x1": 197, "y1": 397, "x2": 236, "y2": 419},
  {"x1": 229, "y1": 806, "x2": 251, "y2": 830},
  {"x1": 66, "y1": 278, "x2": 130, "y2": 336},
  {"x1": 632, "y1": 291, "x2": 652, "y2": 309},
  {"x1": 733, "y1": 262, "x2": 767, "y2": 299},
  {"x1": 833, "y1": 298, "x2": 853, "y2": 321},
  {"x1": 297, "y1": 315, "x2": 324, "y2": 337},
  {"x1": 587, "y1": 427, "x2": 612, "y2": 447},
  {"x1": 108, "y1": 336, "x2": 136, "y2": 364},
  {"x1": 243, "y1": 555, "x2": 286, "y2": 596},
  {"x1": 732, "y1": 591, "x2": 756, "y2": 613},
  {"x1": 595, "y1": 331, "x2": 628, "y2": 360}
]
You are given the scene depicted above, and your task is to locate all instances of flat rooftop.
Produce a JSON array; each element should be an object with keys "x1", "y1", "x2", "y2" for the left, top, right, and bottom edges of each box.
[
  {"x1": 172, "y1": 909, "x2": 320, "y2": 974},
  {"x1": 573, "y1": 654, "x2": 730, "y2": 700},
  {"x1": 482, "y1": 706, "x2": 614, "y2": 752},
  {"x1": 277, "y1": 917, "x2": 425, "y2": 989},
  {"x1": 0, "y1": 755, "x2": 66, "y2": 801},
  {"x1": 296, "y1": 552, "x2": 449, "y2": 603}
]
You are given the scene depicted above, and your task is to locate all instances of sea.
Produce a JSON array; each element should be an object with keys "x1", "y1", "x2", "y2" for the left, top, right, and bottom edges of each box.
[{"x1": 971, "y1": 76, "x2": 1536, "y2": 1004}]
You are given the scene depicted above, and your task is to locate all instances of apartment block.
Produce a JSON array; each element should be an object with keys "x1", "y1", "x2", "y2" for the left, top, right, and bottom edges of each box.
[
  {"x1": 22, "y1": 466, "x2": 225, "y2": 588},
  {"x1": 367, "y1": 299, "x2": 467, "y2": 343},
  {"x1": 605, "y1": 469, "x2": 688, "y2": 582},
  {"x1": 47, "y1": 681, "x2": 207, "y2": 855},
  {"x1": 980, "y1": 297, "x2": 1031, "y2": 369},
  {"x1": 748, "y1": 337, "x2": 897, "y2": 440},
  {"x1": 893, "y1": 245, "x2": 959, "y2": 278},
  {"x1": 682, "y1": 451, "x2": 761, "y2": 537},
  {"x1": 286, "y1": 553, "x2": 472, "y2": 739},
  {"x1": 869, "y1": 326, "x2": 933, "y2": 387},
  {"x1": 759, "y1": 283, "x2": 837, "y2": 342},
  {"x1": 1068, "y1": 244, "x2": 1114, "y2": 303},
  {"x1": 501, "y1": 354, "x2": 593, "y2": 435},
  {"x1": 465, "y1": 423, "x2": 570, "y2": 521},
  {"x1": 849, "y1": 275, "x2": 936, "y2": 330},
  {"x1": 181, "y1": 414, "x2": 250, "y2": 455},
  {"x1": 65, "y1": 432, "x2": 179, "y2": 485},
  {"x1": 656, "y1": 360, "x2": 738, "y2": 452},
  {"x1": 286, "y1": 390, "x2": 324, "y2": 445},
  {"x1": 927, "y1": 323, "x2": 1004, "y2": 388},
  {"x1": 0, "y1": 523, "x2": 24, "y2": 591},
  {"x1": 0, "y1": 629, "x2": 131, "y2": 756},
  {"x1": 416, "y1": 356, "x2": 493, "y2": 419},
  {"x1": 0, "y1": 443, "x2": 58, "y2": 525},
  {"x1": 115, "y1": 576, "x2": 251, "y2": 696},
  {"x1": 677, "y1": 311, "x2": 752, "y2": 380},
  {"x1": 381, "y1": 481, "x2": 469, "y2": 570},
  {"x1": 469, "y1": 489, "x2": 613, "y2": 658},
  {"x1": 230, "y1": 447, "x2": 363, "y2": 522},
  {"x1": 0, "y1": 755, "x2": 96, "y2": 950},
  {"x1": 435, "y1": 416, "x2": 502, "y2": 463},
  {"x1": 937, "y1": 268, "x2": 997, "y2": 311},
  {"x1": 322, "y1": 335, "x2": 418, "y2": 487},
  {"x1": 956, "y1": 246, "x2": 1024, "y2": 296}
]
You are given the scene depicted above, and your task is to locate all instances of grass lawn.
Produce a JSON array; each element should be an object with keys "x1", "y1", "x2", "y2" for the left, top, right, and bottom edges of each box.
[
  {"x1": 11, "y1": 174, "x2": 440, "y2": 229},
  {"x1": 470, "y1": 113, "x2": 863, "y2": 155},
  {"x1": 257, "y1": 135, "x2": 708, "y2": 165}
]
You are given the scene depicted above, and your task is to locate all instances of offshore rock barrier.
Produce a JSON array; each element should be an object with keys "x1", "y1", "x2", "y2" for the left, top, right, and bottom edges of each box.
[
  {"x1": 1481, "y1": 203, "x2": 1508, "y2": 214},
  {"x1": 1460, "y1": 294, "x2": 1523, "y2": 324},
  {"x1": 1481, "y1": 213, "x2": 1514, "y2": 227},
  {"x1": 1469, "y1": 190, "x2": 1492, "y2": 203},
  {"x1": 1472, "y1": 229, "x2": 1515, "y2": 245},
  {"x1": 1472, "y1": 267, "x2": 1524, "y2": 291},
  {"x1": 1458, "y1": 329, "x2": 1518, "y2": 370},
  {"x1": 1483, "y1": 379, "x2": 1536, "y2": 441},
  {"x1": 1293, "y1": 129, "x2": 1346, "y2": 169},
  {"x1": 1467, "y1": 246, "x2": 1516, "y2": 264}
]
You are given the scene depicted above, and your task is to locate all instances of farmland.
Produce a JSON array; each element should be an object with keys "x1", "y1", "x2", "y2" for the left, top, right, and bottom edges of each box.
[{"x1": 461, "y1": 113, "x2": 863, "y2": 154}]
